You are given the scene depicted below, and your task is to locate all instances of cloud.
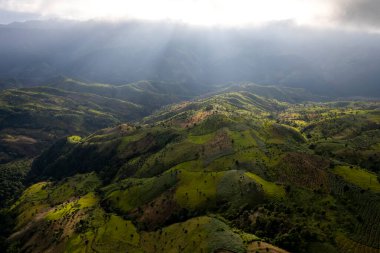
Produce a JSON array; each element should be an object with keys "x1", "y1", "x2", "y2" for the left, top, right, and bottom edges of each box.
[
  {"x1": 0, "y1": 0, "x2": 334, "y2": 26},
  {"x1": 0, "y1": 9, "x2": 41, "y2": 24},
  {"x1": 0, "y1": 0, "x2": 379, "y2": 31},
  {"x1": 333, "y1": 0, "x2": 380, "y2": 29}
]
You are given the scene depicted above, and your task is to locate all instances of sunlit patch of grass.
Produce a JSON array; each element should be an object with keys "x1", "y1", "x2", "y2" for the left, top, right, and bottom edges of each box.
[
  {"x1": 136, "y1": 139, "x2": 201, "y2": 177},
  {"x1": 141, "y1": 216, "x2": 246, "y2": 253},
  {"x1": 65, "y1": 230, "x2": 96, "y2": 253},
  {"x1": 66, "y1": 208, "x2": 142, "y2": 253},
  {"x1": 204, "y1": 154, "x2": 236, "y2": 171},
  {"x1": 11, "y1": 182, "x2": 49, "y2": 211},
  {"x1": 92, "y1": 215, "x2": 140, "y2": 251},
  {"x1": 49, "y1": 173, "x2": 101, "y2": 205},
  {"x1": 14, "y1": 203, "x2": 50, "y2": 230},
  {"x1": 266, "y1": 123, "x2": 305, "y2": 144},
  {"x1": 45, "y1": 192, "x2": 97, "y2": 220},
  {"x1": 169, "y1": 160, "x2": 203, "y2": 171},
  {"x1": 228, "y1": 130, "x2": 257, "y2": 149},
  {"x1": 105, "y1": 179, "x2": 151, "y2": 213},
  {"x1": 11, "y1": 176, "x2": 101, "y2": 228},
  {"x1": 333, "y1": 166, "x2": 380, "y2": 192},
  {"x1": 175, "y1": 170, "x2": 224, "y2": 210},
  {"x1": 10, "y1": 182, "x2": 50, "y2": 228},
  {"x1": 188, "y1": 132, "x2": 215, "y2": 144},
  {"x1": 216, "y1": 170, "x2": 265, "y2": 210},
  {"x1": 103, "y1": 173, "x2": 177, "y2": 213},
  {"x1": 245, "y1": 172, "x2": 285, "y2": 199},
  {"x1": 67, "y1": 135, "x2": 82, "y2": 143},
  {"x1": 293, "y1": 119, "x2": 308, "y2": 128},
  {"x1": 20, "y1": 182, "x2": 49, "y2": 200},
  {"x1": 88, "y1": 109, "x2": 108, "y2": 116}
]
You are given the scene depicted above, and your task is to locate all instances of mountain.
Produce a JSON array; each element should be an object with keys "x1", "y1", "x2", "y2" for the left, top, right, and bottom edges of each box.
[
  {"x1": 203, "y1": 83, "x2": 324, "y2": 103},
  {"x1": 2, "y1": 87, "x2": 379, "y2": 253},
  {"x1": 1, "y1": 20, "x2": 380, "y2": 97},
  {"x1": 46, "y1": 78, "x2": 209, "y2": 110},
  {"x1": 0, "y1": 77, "x2": 323, "y2": 164},
  {"x1": 0, "y1": 86, "x2": 143, "y2": 163},
  {"x1": 0, "y1": 77, "x2": 216, "y2": 163}
]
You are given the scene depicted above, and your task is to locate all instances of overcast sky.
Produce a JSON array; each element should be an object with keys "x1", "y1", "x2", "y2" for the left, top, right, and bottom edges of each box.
[{"x1": 0, "y1": 0, "x2": 379, "y2": 31}]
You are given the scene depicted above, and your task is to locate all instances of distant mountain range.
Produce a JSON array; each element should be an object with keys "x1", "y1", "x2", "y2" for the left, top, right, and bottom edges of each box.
[{"x1": 1, "y1": 20, "x2": 380, "y2": 97}]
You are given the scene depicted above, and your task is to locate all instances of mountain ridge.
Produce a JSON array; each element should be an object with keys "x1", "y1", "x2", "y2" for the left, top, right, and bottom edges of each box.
[
  {"x1": 2, "y1": 20, "x2": 380, "y2": 97},
  {"x1": 0, "y1": 78, "x2": 379, "y2": 253}
]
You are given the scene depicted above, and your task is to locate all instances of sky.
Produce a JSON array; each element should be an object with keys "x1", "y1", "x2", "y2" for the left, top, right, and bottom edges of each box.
[{"x1": 0, "y1": 0, "x2": 380, "y2": 31}]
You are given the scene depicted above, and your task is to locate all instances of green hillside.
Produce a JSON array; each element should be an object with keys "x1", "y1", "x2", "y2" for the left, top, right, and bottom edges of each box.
[
  {"x1": 0, "y1": 78, "x2": 214, "y2": 164},
  {"x1": 0, "y1": 86, "x2": 146, "y2": 163},
  {"x1": 220, "y1": 83, "x2": 324, "y2": 103},
  {"x1": 1, "y1": 87, "x2": 380, "y2": 253},
  {"x1": 47, "y1": 78, "x2": 207, "y2": 111}
]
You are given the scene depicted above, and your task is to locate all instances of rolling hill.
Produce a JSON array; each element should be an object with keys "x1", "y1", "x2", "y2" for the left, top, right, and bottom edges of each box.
[
  {"x1": 0, "y1": 77, "x2": 214, "y2": 163},
  {"x1": 0, "y1": 86, "x2": 145, "y2": 163},
  {"x1": 2, "y1": 88, "x2": 379, "y2": 253}
]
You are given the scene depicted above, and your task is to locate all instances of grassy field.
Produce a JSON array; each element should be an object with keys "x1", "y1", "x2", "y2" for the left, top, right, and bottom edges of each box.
[
  {"x1": 45, "y1": 193, "x2": 98, "y2": 220},
  {"x1": 141, "y1": 216, "x2": 247, "y2": 253},
  {"x1": 102, "y1": 172, "x2": 177, "y2": 213},
  {"x1": 333, "y1": 165, "x2": 380, "y2": 192},
  {"x1": 175, "y1": 170, "x2": 225, "y2": 210},
  {"x1": 0, "y1": 86, "x2": 145, "y2": 163},
  {"x1": 245, "y1": 172, "x2": 285, "y2": 199},
  {"x1": 67, "y1": 135, "x2": 82, "y2": 144}
]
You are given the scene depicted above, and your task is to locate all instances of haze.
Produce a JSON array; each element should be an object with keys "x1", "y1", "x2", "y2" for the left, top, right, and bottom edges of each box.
[
  {"x1": 1, "y1": 0, "x2": 380, "y2": 97},
  {"x1": 0, "y1": 0, "x2": 379, "y2": 31}
]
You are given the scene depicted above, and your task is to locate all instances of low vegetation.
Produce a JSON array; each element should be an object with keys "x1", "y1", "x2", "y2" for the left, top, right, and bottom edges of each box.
[{"x1": 1, "y1": 84, "x2": 379, "y2": 253}]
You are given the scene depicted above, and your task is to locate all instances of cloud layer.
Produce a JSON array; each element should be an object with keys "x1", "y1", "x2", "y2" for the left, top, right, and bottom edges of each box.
[
  {"x1": 0, "y1": 0, "x2": 379, "y2": 30},
  {"x1": 334, "y1": 0, "x2": 380, "y2": 29}
]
